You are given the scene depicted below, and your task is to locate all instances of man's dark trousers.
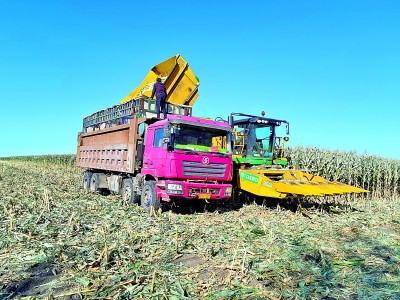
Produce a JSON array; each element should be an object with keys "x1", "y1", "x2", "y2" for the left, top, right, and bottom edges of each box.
[{"x1": 156, "y1": 93, "x2": 167, "y2": 118}]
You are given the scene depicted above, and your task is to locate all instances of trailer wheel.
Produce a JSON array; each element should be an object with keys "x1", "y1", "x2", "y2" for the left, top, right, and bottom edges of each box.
[
  {"x1": 122, "y1": 178, "x2": 140, "y2": 204},
  {"x1": 90, "y1": 173, "x2": 100, "y2": 193},
  {"x1": 82, "y1": 171, "x2": 92, "y2": 190},
  {"x1": 141, "y1": 180, "x2": 160, "y2": 212}
]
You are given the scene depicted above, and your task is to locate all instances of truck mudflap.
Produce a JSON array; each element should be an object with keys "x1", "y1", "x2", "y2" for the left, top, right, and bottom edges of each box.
[
  {"x1": 157, "y1": 180, "x2": 232, "y2": 201},
  {"x1": 238, "y1": 169, "x2": 369, "y2": 199}
]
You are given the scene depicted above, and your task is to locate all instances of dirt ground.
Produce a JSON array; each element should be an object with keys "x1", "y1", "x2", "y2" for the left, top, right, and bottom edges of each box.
[{"x1": 1, "y1": 160, "x2": 399, "y2": 299}]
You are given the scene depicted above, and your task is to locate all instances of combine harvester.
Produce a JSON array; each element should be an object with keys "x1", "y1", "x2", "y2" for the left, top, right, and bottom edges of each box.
[{"x1": 226, "y1": 112, "x2": 368, "y2": 200}]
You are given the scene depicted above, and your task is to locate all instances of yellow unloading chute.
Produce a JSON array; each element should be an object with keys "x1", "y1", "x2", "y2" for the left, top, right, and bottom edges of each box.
[
  {"x1": 120, "y1": 54, "x2": 200, "y2": 106},
  {"x1": 238, "y1": 169, "x2": 369, "y2": 199}
]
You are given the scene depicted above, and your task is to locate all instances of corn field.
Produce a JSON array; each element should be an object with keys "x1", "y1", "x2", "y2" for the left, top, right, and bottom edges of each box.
[
  {"x1": 0, "y1": 154, "x2": 76, "y2": 167},
  {"x1": 2, "y1": 147, "x2": 399, "y2": 198},
  {"x1": 0, "y1": 152, "x2": 399, "y2": 299}
]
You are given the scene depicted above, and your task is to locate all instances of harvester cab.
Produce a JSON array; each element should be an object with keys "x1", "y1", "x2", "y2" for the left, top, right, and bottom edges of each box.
[
  {"x1": 229, "y1": 112, "x2": 290, "y2": 167},
  {"x1": 228, "y1": 112, "x2": 369, "y2": 199}
]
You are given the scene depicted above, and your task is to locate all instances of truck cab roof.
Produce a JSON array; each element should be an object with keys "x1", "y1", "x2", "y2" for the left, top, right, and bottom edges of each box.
[{"x1": 154, "y1": 114, "x2": 232, "y2": 132}]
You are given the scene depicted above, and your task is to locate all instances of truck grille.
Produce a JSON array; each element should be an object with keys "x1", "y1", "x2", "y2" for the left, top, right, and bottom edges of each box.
[{"x1": 182, "y1": 161, "x2": 227, "y2": 178}]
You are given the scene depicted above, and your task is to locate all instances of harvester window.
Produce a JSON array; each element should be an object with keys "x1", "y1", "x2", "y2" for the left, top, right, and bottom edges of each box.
[{"x1": 253, "y1": 126, "x2": 273, "y2": 157}]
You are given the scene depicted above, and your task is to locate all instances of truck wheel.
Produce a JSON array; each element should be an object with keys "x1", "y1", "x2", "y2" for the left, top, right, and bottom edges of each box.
[
  {"x1": 90, "y1": 173, "x2": 100, "y2": 193},
  {"x1": 122, "y1": 178, "x2": 140, "y2": 204},
  {"x1": 141, "y1": 180, "x2": 160, "y2": 212},
  {"x1": 82, "y1": 171, "x2": 92, "y2": 190}
]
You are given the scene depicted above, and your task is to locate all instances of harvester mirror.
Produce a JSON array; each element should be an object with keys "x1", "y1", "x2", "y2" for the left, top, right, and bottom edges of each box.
[
  {"x1": 286, "y1": 123, "x2": 290, "y2": 135},
  {"x1": 228, "y1": 115, "x2": 233, "y2": 126}
]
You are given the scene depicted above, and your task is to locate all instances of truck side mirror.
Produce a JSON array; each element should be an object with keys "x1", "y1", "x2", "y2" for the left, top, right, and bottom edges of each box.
[
  {"x1": 164, "y1": 124, "x2": 171, "y2": 138},
  {"x1": 138, "y1": 123, "x2": 146, "y2": 137}
]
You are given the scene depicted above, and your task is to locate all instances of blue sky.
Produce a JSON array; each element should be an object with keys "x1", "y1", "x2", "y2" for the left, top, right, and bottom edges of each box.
[{"x1": 0, "y1": 0, "x2": 399, "y2": 159}]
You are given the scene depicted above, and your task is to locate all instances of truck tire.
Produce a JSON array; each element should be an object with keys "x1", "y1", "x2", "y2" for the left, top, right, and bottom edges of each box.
[
  {"x1": 82, "y1": 171, "x2": 92, "y2": 190},
  {"x1": 90, "y1": 173, "x2": 101, "y2": 193},
  {"x1": 121, "y1": 178, "x2": 140, "y2": 204},
  {"x1": 141, "y1": 180, "x2": 161, "y2": 212}
]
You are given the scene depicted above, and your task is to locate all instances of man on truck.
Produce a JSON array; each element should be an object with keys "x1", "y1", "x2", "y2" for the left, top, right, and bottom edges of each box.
[{"x1": 151, "y1": 78, "x2": 167, "y2": 119}]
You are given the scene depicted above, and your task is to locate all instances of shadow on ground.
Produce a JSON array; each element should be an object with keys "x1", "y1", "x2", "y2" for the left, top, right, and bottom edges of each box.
[
  {"x1": 0, "y1": 263, "x2": 59, "y2": 300},
  {"x1": 164, "y1": 191, "x2": 361, "y2": 215}
]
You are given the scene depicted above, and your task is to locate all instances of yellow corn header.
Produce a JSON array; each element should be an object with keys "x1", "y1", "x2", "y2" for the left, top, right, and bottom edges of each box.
[
  {"x1": 120, "y1": 54, "x2": 200, "y2": 106},
  {"x1": 237, "y1": 169, "x2": 368, "y2": 199}
]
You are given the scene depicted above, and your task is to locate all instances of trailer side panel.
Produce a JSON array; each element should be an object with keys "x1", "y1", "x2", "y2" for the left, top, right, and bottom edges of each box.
[{"x1": 76, "y1": 117, "x2": 145, "y2": 173}]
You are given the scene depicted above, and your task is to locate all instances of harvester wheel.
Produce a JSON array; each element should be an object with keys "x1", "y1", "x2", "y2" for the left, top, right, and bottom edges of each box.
[
  {"x1": 141, "y1": 180, "x2": 161, "y2": 213},
  {"x1": 121, "y1": 178, "x2": 140, "y2": 204},
  {"x1": 82, "y1": 171, "x2": 92, "y2": 190},
  {"x1": 90, "y1": 173, "x2": 100, "y2": 193}
]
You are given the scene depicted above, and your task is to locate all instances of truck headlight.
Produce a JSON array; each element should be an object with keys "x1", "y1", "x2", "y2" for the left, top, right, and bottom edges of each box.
[
  {"x1": 224, "y1": 186, "x2": 232, "y2": 196},
  {"x1": 167, "y1": 183, "x2": 183, "y2": 194}
]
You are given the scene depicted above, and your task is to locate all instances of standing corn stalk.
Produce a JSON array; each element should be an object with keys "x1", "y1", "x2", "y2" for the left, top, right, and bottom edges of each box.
[{"x1": 286, "y1": 146, "x2": 400, "y2": 198}]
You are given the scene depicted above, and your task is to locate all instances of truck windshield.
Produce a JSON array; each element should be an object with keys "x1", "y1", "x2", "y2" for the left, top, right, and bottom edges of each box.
[{"x1": 173, "y1": 124, "x2": 231, "y2": 154}]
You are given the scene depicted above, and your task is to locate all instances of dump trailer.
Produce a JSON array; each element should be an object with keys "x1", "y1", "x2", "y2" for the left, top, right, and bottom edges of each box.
[
  {"x1": 76, "y1": 99, "x2": 233, "y2": 212},
  {"x1": 120, "y1": 54, "x2": 200, "y2": 107},
  {"x1": 226, "y1": 112, "x2": 368, "y2": 199}
]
